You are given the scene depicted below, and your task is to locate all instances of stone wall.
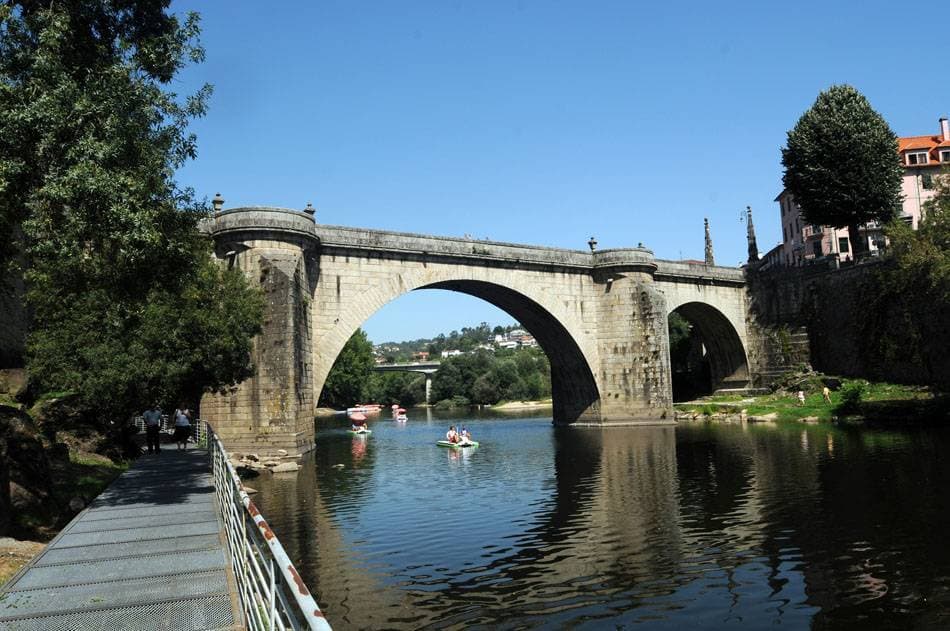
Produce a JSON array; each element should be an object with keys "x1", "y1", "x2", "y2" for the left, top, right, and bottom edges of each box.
[{"x1": 747, "y1": 258, "x2": 949, "y2": 388}]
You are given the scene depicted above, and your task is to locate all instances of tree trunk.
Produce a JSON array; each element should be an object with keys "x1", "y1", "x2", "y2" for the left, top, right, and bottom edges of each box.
[{"x1": 847, "y1": 223, "x2": 866, "y2": 259}]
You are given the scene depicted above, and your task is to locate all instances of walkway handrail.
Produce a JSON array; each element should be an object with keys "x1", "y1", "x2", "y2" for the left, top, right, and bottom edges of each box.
[{"x1": 204, "y1": 420, "x2": 332, "y2": 631}]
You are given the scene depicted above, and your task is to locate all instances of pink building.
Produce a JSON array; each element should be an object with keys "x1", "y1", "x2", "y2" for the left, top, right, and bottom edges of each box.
[{"x1": 775, "y1": 117, "x2": 950, "y2": 265}]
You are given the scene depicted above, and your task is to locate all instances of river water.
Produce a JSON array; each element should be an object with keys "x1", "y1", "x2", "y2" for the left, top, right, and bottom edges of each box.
[{"x1": 250, "y1": 409, "x2": 950, "y2": 630}]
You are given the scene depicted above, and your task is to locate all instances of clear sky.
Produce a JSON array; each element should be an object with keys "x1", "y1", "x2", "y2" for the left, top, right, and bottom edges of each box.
[{"x1": 173, "y1": 0, "x2": 950, "y2": 344}]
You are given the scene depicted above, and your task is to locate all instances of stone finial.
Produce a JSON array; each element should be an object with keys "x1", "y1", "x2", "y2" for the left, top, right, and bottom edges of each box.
[
  {"x1": 704, "y1": 217, "x2": 715, "y2": 266},
  {"x1": 746, "y1": 205, "x2": 759, "y2": 263},
  {"x1": 588, "y1": 236, "x2": 597, "y2": 252},
  {"x1": 212, "y1": 192, "x2": 225, "y2": 213},
  {"x1": 304, "y1": 202, "x2": 315, "y2": 216}
]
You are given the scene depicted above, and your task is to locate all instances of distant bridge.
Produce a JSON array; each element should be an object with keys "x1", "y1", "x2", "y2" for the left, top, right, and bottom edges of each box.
[{"x1": 373, "y1": 361, "x2": 441, "y2": 404}]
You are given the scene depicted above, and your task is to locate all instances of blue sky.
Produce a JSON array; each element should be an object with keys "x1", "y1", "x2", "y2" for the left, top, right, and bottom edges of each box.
[{"x1": 173, "y1": 1, "x2": 950, "y2": 343}]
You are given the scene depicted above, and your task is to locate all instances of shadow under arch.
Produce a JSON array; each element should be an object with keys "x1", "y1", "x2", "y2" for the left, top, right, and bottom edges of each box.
[{"x1": 670, "y1": 301, "x2": 749, "y2": 395}]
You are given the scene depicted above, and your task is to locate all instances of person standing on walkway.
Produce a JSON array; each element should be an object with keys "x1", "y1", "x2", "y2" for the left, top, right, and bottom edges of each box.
[
  {"x1": 143, "y1": 404, "x2": 163, "y2": 454},
  {"x1": 822, "y1": 386, "x2": 832, "y2": 404},
  {"x1": 173, "y1": 405, "x2": 191, "y2": 450}
]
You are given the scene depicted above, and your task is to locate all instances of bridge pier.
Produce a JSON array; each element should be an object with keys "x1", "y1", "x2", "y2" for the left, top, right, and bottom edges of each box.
[
  {"x1": 199, "y1": 209, "x2": 317, "y2": 456},
  {"x1": 579, "y1": 251, "x2": 674, "y2": 425},
  {"x1": 425, "y1": 374, "x2": 432, "y2": 406}
]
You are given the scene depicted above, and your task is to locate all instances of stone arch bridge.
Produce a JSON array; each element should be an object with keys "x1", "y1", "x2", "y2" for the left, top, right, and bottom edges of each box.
[{"x1": 202, "y1": 207, "x2": 760, "y2": 454}]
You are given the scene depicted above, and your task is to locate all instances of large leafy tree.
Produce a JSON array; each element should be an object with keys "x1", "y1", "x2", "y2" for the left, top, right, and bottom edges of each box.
[
  {"x1": 319, "y1": 329, "x2": 375, "y2": 409},
  {"x1": 0, "y1": 2, "x2": 261, "y2": 423},
  {"x1": 782, "y1": 85, "x2": 903, "y2": 257}
]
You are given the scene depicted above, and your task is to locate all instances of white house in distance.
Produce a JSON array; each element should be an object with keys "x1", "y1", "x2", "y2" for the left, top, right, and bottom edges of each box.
[{"x1": 773, "y1": 117, "x2": 950, "y2": 266}]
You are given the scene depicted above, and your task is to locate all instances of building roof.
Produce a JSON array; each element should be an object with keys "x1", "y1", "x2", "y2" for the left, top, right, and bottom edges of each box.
[{"x1": 898, "y1": 133, "x2": 950, "y2": 164}]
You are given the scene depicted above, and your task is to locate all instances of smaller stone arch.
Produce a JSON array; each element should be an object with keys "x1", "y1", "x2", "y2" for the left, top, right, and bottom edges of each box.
[{"x1": 669, "y1": 301, "x2": 749, "y2": 394}]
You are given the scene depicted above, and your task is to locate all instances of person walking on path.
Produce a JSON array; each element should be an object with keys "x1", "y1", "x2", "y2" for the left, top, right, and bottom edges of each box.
[
  {"x1": 822, "y1": 386, "x2": 832, "y2": 404},
  {"x1": 143, "y1": 404, "x2": 163, "y2": 454},
  {"x1": 173, "y1": 405, "x2": 192, "y2": 450}
]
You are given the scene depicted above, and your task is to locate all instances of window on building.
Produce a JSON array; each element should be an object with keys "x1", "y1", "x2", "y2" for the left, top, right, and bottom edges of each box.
[
  {"x1": 812, "y1": 241, "x2": 822, "y2": 257},
  {"x1": 922, "y1": 174, "x2": 935, "y2": 190},
  {"x1": 941, "y1": 150, "x2": 950, "y2": 163},
  {"x1": 783, "y1": 226, "x2": 787, "y2": 241},
  {"x1": 839, "y1": 237, "x2": 849, "y2": 253},
  {"x1": 906, "y1": 151, "x2": 929, "y2": 165}
]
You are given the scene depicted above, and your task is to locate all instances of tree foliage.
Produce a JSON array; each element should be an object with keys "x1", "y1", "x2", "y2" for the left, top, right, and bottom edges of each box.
[
  {"x1": 0, "y1": 2, "x2": 262, "y2": 422},
  {"x1": 865, "y1": 170, "x2": 950, "y2": 388},
  {"x1": 432, "y1": 347, "x2": 551, "y2": 405},
  {"x1": 782, "y1": 85, "x2": 903, "y2": 256},
  {"x1": 319, "y1": 329, "x2": 375, "y2": 409}
]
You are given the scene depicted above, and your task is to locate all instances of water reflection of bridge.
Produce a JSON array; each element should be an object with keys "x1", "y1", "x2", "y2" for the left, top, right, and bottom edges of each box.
[{"x1": 259, "y1": 423, "x2": 918, "y2": 627}]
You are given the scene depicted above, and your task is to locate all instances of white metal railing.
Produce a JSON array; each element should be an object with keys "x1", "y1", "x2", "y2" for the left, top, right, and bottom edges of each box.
[{"x1": 205, "y1": 421, "x2": 332, "y2": 631}]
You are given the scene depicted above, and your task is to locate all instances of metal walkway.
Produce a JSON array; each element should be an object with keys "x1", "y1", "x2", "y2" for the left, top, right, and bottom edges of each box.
[{"x1": 0, "y1": 449, "x2": 241, "y2": 631}]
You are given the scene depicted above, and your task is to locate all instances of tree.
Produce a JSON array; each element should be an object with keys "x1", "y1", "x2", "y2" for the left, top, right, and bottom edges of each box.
[
  {"x1": 319, "y1": 329, "x2": 375, "y2": 409},
  {"x1": 869, "y1": 170, "x2": 950, "y2": 388},
  {"x1": 782, "y1": 85, "x2": 903, "y2": 257},
  {"x1": 0, "y1": 2, "x2": 262, "y2": 423}
]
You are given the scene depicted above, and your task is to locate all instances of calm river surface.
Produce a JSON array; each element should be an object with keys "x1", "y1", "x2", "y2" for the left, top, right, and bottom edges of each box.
[{"x1": 251, "y1": 410, "x2": 950, "y2": 630}]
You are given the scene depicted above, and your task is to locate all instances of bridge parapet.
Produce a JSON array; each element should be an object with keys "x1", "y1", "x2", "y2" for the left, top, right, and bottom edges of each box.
[
  {"x1": 592, "y1": 248, "x2": 657, "y2": 280},
  {"x1": 209, "y1": 206, "x2": 316, "y2": 239},
  {"x1": 314, "y1": 223, "x2": 596, "y2": 271},
  {"x1": 654, "y1": 259, "x2": 746, "y2": 285}
]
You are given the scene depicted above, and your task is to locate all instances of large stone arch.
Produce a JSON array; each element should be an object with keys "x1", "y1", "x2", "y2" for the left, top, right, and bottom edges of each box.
[{"x1": 311, "y1": 263, "x2": 602, "y2": 424}]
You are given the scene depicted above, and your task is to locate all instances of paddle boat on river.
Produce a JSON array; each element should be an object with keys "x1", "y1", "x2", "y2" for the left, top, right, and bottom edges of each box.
[
  {"x1": 438, "y1": 425, "x2": 476, "y2": 448},
  {"x1": 349, "y1": 411, "x2": 372, "y2": 434}
]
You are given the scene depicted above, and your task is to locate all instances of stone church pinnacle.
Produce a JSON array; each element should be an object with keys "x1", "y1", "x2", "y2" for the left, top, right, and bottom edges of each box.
[
  {"x1": 746, "y1": 206, "x2": 759, "y2": 263},
  {"x1": 704, "y1": 218, "x2": 715, "y2": 266}
]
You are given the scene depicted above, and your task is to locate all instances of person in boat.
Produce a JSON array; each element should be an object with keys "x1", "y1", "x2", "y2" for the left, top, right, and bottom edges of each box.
[
  {"x1": 351, "y1": 415, "x2": 368, "y2": 431},
  {"x1": 446, "y1": 425, "x2": 459, "y2": 443},
  {"x1": 461, "y1": 428, "x2": 473, "y2": 444}
]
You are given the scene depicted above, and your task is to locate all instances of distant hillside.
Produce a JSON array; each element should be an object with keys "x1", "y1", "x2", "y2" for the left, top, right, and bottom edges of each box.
[{"x1": 374, "y1": 322, "x2": 531, "y2": 362}]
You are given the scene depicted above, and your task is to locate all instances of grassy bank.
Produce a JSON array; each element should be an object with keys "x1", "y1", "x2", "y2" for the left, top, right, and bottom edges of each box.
[{"x1": 675, "y1": 379, "x2": 946, "y2": 424}]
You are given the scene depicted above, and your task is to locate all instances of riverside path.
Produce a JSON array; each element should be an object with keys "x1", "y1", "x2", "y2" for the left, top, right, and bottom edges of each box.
[{"x1": 0, "y1": 449, "x2": 240, "y2": 630}]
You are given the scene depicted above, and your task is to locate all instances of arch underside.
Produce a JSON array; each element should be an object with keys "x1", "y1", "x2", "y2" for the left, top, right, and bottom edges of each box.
[
  {"x1": 413, "y1": 280, "x2": 600, "y2": 423},
  {"x1": 672, "y1": 302, "x2": 749, "y2": 392}
]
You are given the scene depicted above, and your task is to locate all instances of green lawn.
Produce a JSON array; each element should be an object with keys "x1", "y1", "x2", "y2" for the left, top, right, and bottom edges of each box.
[{"x1": 675, "y1": 379, "x2": 938, "y2": 423}]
